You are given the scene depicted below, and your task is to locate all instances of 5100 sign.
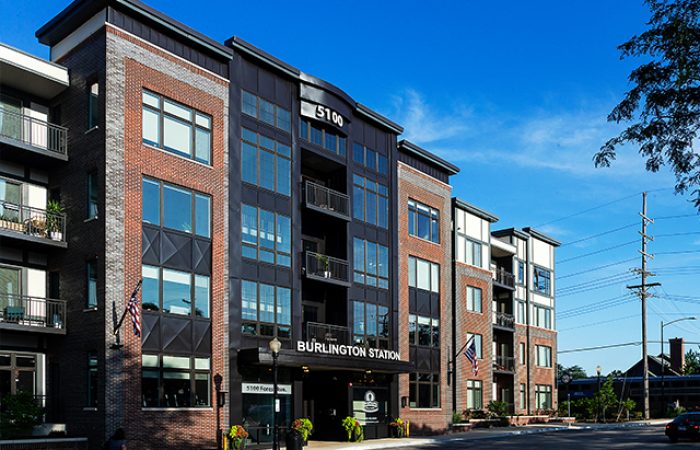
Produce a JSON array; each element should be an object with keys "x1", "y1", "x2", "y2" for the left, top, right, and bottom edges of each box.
[{"x1": 315, "y1": 105, "x2": 344, "y2": 127}]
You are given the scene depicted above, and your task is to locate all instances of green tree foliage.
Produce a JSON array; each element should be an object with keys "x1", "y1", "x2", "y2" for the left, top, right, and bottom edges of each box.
[
  {"x1": 684, "y1": 348, "x2": 700, "y2": 374},
  {"x1": 557, "y1": 364, "x2": 589, "y2": 380},
  {"x1": 598, "y1": 0, "x2": 700, "y2": 209},
  {"x1": 594, "y1": 376, "x2": 619, "y2": 421}
]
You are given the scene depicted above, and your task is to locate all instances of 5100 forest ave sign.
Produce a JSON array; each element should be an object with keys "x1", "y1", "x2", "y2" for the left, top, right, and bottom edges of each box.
[{"x1": 296, "y1": 341, "x2": 400, "y2": 361}]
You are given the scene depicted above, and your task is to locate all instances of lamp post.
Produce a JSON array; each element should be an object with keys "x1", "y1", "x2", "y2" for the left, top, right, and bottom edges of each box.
[
  {"x1": 661, "y1": 317, "x2": 696, "y2": 414},
  {"x1": 596, "y1": 365, "x2": 602, "y2": 423},
  {"x1": 214, "y1": 374, "x2": 226, "y2": 450},
  {"x1": 269, "y1": 337, "x2": 282, "y2": 450}
]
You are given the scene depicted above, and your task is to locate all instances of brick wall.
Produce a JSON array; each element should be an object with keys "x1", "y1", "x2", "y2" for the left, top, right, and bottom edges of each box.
[{"x1": 530, "y1": 327, "x2": 557, "y2": 413}]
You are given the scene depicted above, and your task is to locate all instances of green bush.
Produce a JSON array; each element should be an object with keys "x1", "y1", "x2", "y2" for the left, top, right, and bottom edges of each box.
[
  {"x1": 487, "y1": 400, "x2": 509, "y2": 418},
  {"x1": 0, "y1": 392, "x2": 43, "y2": 438},
  {"x1": 452, "y1": 411, "x2": 464, "y2": 424}
]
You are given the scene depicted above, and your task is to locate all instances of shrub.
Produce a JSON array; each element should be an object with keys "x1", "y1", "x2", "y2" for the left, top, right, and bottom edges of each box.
[
  {"x1": 290, "y1": 418, "x2": 313, "y2": 441},
  {"x1": 341, "y1": 416, "x2": 363, "y2": 442},
  {"x1": 0, "y1": 392, "x2": 43, "y2": 438},
  {"x1": 487, "y1": 400, "x2": 509, "y2": 418},
  {"x1": 452, "y1": 411, "x2": 464, "y2": 424}
]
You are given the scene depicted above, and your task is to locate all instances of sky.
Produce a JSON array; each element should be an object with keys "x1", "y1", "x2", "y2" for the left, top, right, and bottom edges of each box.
[{"x1": 2, "y1": 0, "x2": 699, "y2": 377}]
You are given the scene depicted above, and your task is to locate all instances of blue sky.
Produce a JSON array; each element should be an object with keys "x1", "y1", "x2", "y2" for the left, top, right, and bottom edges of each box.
[{"x1": 2, "y1": 0, "x2": 699, "y2": 376}]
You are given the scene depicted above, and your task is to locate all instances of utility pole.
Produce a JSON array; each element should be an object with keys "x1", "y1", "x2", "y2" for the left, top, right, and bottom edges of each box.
[{"x1": 627, "y1": 192, "x2": 659, "y2": 420}]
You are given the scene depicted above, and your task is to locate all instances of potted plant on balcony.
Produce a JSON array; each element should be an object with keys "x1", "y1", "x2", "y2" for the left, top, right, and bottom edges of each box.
[
  {"x1": 46, "y1": 200, "x2": 65, "y2": 241},
  {"x1": 0, "y1": 212, "x2": 23, "y2": 233},
  {"x1": 341, "y1": 416, "x2": 363, "y2": 442},
  {"x1": 316, "y1": 254, "x2": 331, "y2": 278}
]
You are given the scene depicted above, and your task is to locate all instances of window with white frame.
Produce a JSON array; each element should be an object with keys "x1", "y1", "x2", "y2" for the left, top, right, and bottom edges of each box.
[
  {"x1": 466, "y1": 380, "x2": 483, "y2": 410},
  {"x1": 466, "y1": 286, "x2": 482, "y2": 313},
  {"x1": 466, "y1": 333, "x2": 482, "y2": 358},
  {"x1": 535, "y1": 384, "x2": 552, "y2": 410},
  {"x1": 536, "y1": 345, "x2": 552, "y2": 368},
  {"x1": 533, "y1": 266, "x2": 552, "y2": 295},
  {"x1": 533, "y1": 305, "x2": 553, "y2": 329},
  {"x1": 408, "y1": 256, "x2": 439, "y2": 293}
]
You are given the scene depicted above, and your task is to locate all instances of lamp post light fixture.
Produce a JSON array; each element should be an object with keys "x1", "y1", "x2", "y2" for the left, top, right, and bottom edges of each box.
[
  {"x1": 269, "y1": 337, "x2": 282, "y2": 450},
  {"x1": 596, "y1": 365, "x2": 602, "y2": 423},
  {"x1": 661, "y1": 317, "x2": 696, "y2": 414},
  {"x1": 214, "y1": 374, "x2": 226, "y2": 450}
]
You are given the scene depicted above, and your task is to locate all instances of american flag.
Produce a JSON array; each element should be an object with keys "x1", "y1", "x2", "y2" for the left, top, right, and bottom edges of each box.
[
  {"x1": 127, "y1": 281, "x2": 142, "y2": 337},
  {"x1": 464, "y1": 336, "x2": 479, "y2": 375}
]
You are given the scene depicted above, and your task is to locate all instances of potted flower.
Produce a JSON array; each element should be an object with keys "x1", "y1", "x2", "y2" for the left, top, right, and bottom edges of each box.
[
  {"x1": 227, "y1": 424, "x2": 249, "y2": 450},
  {"x1": 290, "y1": 418, "x2": 313, "y2": 446},
  {"x1": 316, "y1": 254, "x2": 331, "y2": 278},
  {"x1": 389, "y1": 417, "x2": 408, "y2": 438},
  {"x1": 46, "y1": 200, "x2": 65, "y2": 241},
  {"x1": 0, "y1": 212, "x2": 23, "y2": 233},
  {"x1": 341, "y1": 416, "x2": 363, "y2": 443}
]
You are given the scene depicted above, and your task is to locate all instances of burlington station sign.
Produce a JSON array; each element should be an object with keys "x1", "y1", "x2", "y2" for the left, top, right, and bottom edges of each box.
[{"x1": 296, "y1": 341, "x2": 400, "y2": 361}]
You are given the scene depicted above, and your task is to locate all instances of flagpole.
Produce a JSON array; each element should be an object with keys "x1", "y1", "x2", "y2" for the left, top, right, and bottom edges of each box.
[{"x1": 114, "y1": 280, "x2": 142, "y2": 335}]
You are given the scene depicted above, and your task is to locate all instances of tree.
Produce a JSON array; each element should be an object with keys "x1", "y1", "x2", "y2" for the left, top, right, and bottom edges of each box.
[
  {"x1": 597, "y1": 0, "x2": 700, "y2": 210},
  {"x1": 594, "y1": 376, "x2": 619, "y2": 422},
  {"x1": 684, "y1": 348, "x2": 700, "y2": 374},
  {"x1": 557, "y1": 363, "x2": 589, "y2": 380}
]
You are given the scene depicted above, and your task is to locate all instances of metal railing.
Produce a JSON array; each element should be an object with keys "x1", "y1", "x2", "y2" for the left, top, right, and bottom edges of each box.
[
  {"x1": 304, "y1": 180, "x2": 350, "y2": 219},
  {"x1": 305, "y1": 321, "x2": 352, "y2": 346},
  {"x1": 0, "y1": 108, "x2": 68, "y2": 156},
  {"x1": 304, "y1": 251, "x2": 350, "y2": 284},
  {"x1": 493, "y1": 267, "x2": 515, "y2": 288},
  {"x1": 493, "y1": 311, "x2": 515, "y2": 329},
  {"x1": 493, "y1": 355, "x2": 515, "y2": 372},
  {"x1": 0, "y1": 293, "x2": 66, "y2": 331},
  {"x1": 0, "y1": 202, "x2": 67, "y2": 243}
]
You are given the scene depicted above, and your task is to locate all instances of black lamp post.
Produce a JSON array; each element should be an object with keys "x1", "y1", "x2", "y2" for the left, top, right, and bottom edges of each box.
[
  {"x1": 269, "y1": 337, "x2": 282, "y2": 450},
  {"x1": 214, "y1": 374, "x2": 226, "y2": 450},
  {"x1": 596, "y1": 365, "x2": 602, "y2": 423},
  {"x1": 661, "y1": 317, "x2": 695, "y2": 415}
]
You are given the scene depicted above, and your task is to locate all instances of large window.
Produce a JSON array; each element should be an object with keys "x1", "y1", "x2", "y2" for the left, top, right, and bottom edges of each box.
[
  {"x1": 142, "y1": 90, "x2": 212, "y2": 164},
  {"x1": 408, "y1": 314, "x2": 439, "y2": 348},
  {"x1": 519, "y1": 342, "x2": 526, "y2": 365},
  {"x1": 86, "y1": 260, "x2": 97, "y2": 308},
  {"x1": 516, "y1": 300, "x2": 526, "y2": 324},
  {"x1": 242, "y1": 90, "x2": 291, "y2": 132},
  {"x1": 353, "y1": 238, "x2": 389, "y2": 288},
  {"x1": 241, "y1": 280, "x2": 291, "y2": 338},
  {"x1": 456, "y1": 234, "x2": 483, "y2": 268},
  {"x1": 409, "y1": 373, "x2": 440, "y2": 408},
  {"x1": 241, "y1": 128, "x2": 291, "y2": 196},
  {"x1": 141, "y1": 265, "x2": 210, "y2": 318},
  {"x1": 466, "y1": 333, "x2": 483, "y2": 358},
  {"x1": 352, "y1": 300, "x2": 390, "y2": 349},
  {"x1": 87, "y1": 171, "x2": 99, "y2": 219},
  {"x1": 352, "y1": 143, "x2": 388, "y2": 175},
  {"x1": 536, "y1": 345, "x2": 552, "y2": 368},
  {"x1": 142, "y1": 178, "x2": 211, "y2": 238},
  {"x1": 533, "y1": 266, "x2": 552, "y2": 295},
  {"x1": 533, "y1": 305, "x2": 553, "y2": 329},
  {"x1": 142, "y1": 354, "x2": 211, "y2": 408},
  {"x1": 466, "y1": 380, "x2": 482, "y2": 410},
  {"x1": 241, "y1": 205, "x2": 291, "y2": 267},
  {"x1": 87, "y1": 352, "x2": 98, "y2": 407},
  {"x1": 516, "y1": 260, "x2": 525, "y2": 285},
  {"x1": 408, "y1": 256, "x2": 439, "y2": 293},
  {"x1": 535, "y1": 384, "x2": 552, "y2": 410},
  {"x1": 466, "y1": 286, "x2": 482, "y2": 313},
  {"x1": 408, "y1": 199, "x2": 439, "y2": 243},
  {"x1": 352, "y1": 175, "x2": 389, "y2": 228},
  {"x1": 88, "y1": 82, "x2": 99, "y2": 129},
  {"x1": 520, "y1": 383, "x2": 527, "y2": 410},
  {"x1": 299, "y1": 119, "x2": 346, "y2": 156}
]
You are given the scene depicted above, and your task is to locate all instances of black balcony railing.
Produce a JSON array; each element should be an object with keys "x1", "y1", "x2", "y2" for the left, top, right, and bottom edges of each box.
[
  {"x1": 493, "y1": 267, "x2": 515, "y2": 289},
  {"x1": 493, "y1": 356, "x2": 515, "y2": 372},
  {"x1": 305, "y1": 321, "x2": 352, "y2": 346},
  {"x1": 0, "y1": 202, "x2": 67, "y2": 243},
  {"x1": 0, "y1": 293, "x2": 66, "y2": 332},
  {"x1": 304, "y1": 180, "x2": 350, "y2": 220},
  {"x1": 304, "y1": 251, "x2": 350, "y2": 285},
  {"x1": 0, "y1": 108, "x2": 68, "y2": 156},
  {"x1": 493, "y1": 311, "x2": 515, "y2": 329}
]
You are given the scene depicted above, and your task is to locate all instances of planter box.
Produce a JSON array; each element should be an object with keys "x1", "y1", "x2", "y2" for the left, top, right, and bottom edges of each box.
[{"x1": 506, "y1": 415, "x2": 552, "y2": 426}]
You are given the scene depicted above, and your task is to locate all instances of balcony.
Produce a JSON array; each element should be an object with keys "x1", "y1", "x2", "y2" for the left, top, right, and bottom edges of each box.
[
  {"x1": 0, "y1": 202, "x2": 67, "y2": 247},
  {"x1": 493, "y1": 311, "x2": 515, "y2": 330},
  {"x1": 0, "y1": 109, "x2": 68, "y2": 160},
  {"x1": 304, "y1": 180, "x2": 350, "y2": 220},
  {"x1": 304, "y1": 251, "x2": 351, "y2": 286},
  {"x1": 493, "y1": 355, "x2": 515, "y2": 373},
  {"x1": 493, "y1": 267, "x2": 515, "y2": 290},
  {"x1": 304, "y1": 321, "x2": 352, "y2": 346},
  {"x1": 0, "y1": 293, "x2": 67, "y2": 334}
]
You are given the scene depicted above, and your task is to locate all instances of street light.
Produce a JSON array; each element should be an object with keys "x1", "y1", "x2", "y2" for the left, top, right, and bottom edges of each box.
[
  {"x1": 269, "y1": 337, "x2": 282, "y2": 450},
  {"x1": 214, "y1": 374, "x2": 226, "y2": 450},
  {"x1": 596, "y1": 365, "x2": 602, "y2": 423},
  {"x1": 661, "y1": 317, "x2": 696, "y2": 414}
]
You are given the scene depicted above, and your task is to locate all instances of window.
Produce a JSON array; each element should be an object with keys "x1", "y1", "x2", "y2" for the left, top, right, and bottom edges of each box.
[
  {"x1": 142, "y1": 354, "x2": 211, "y2": 407},
  {"x1": 535, "y1": 384, "x2": 552, "y2": 410},
  {"x1": 517, "y1": 260, "x2": 525, "y2": 285},
  {"x1": 466, "y1": 380, "x2": 482, "y2": 410},
  {"x1": 533, "y1": 305, "x2": 553, "y2": 329},
  {"x1": 352, "y1": 300, "x2": 390, "y2": 349},
  {"x1": 408, "y1": 199, "x2": 439, "y2": 243},
  {"x1": 141, "y1": 265, "x2": 210, "y2": 318},
  {"x1": 352, "y1": 175, "x2": 389, "y2": 228},
  {"x1": 466, "y1": 286, "x2": 482, "y2": 313},
  {"x1": 241, "y1": 205, "x2": 291, "y2": 267},
  {"x1": 88, "y1": 82, "x2": 99, "y2": 129},
  {"x1": 407, "y1": 256, "x2": 439, "y2": 293},
  {"x1": 456, "y1": 233, "x2": 483, "y2": 268},
  {"x1": 409, "y1": 373, "x2": 440, "y2": 408},
  {"x1": 142, "y1": 90, "x2": 212, "y2": 164},
  {"x1": 242, "y1": 90, "x2": 291, "y2": 132},
  {"x1": 520, "y1": 383, "x2": 527, "y2": 410},
  {"x1": 516, "y1": 301, "x2": 526, "y2": 324},
  {"x1": 353, "y1": 238, "x2": 389, "y2": 288},
  {"x1": 519, "y1": 342, "x2": 526, "y2": 365},
  {"x1": 533, "y1": 266, "x2": 552, "y2": 295},
  {"x1": 352, "y1": 143, "x2": 388, "y2": 175},
  {"x1": 142, "y1": 178, "x2": 211, "y2": 238},
  {"x1": 86, "y1": 260, "x2": 97, "y2": 308},
  {"x1": 299, "y1": 119, "x2": 346, "y2": 156},
  {"x1": 536, "y1": 345, "x2": 552, "y2": 368},
  {"x1": 240, "y1": 280, "x2": 291, "y2": 338},
  {"x1": 87, "y1": 352, "x2": 98, "y2": 407},
  {"x1": 466, "y1": 333, "x2": 482, "y2": 358},
  {"x1": 87, "y1": 172, "x2": 98, "y2": 219},
  {"x1": 241, "y1": 128, "x2": 291, "y2": 196},
  {"x1": 408, "y1": 314, "x2": 439, "y2": 348}
]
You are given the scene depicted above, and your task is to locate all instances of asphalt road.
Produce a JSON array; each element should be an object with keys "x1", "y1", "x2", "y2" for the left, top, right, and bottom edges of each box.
[{"x1": 392, "y1": 425, "x2": 695, "y2": 449}]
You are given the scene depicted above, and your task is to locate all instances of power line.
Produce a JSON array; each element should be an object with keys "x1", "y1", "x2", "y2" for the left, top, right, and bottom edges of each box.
[
  {"x1": 557, "y1": 276, "x2": 639, "y2": 297},
  {"x1": 560, "y1": 222, "x2": 638, "y2": 247},
  {"x1": 654, "y1": 213, "x2": 699, "y2": 220},
  {"x1": 557, "y1": 257, "x2": 638, "y2": 279},
  {"x1": 534, "y1": 192, "x2": 642, "y2": 228},
  {"x1": 655, "y1": 231, "x2": 700, "y2": 238},
  {"x1": 656, "y1": 250, "x2": 700, "y2": 256},
  {"x1": 559, "y1": 314, "x2": 639, "y2": 332},
  {"x1": 558, "y1": 294, "x2": 634, "y2": 319},
  {"x1": 558, "y1": 271, "x2": 634, "y2": 292},
  {"x1": 559, "y1": 342, "x2": 641, "y2": 354},
  {"x1": 558, "y1": 240, "x2": 638, "y2": 264}
]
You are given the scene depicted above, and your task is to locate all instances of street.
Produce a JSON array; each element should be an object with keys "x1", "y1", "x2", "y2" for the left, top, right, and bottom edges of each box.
[{"x1": 389, "y1": 425, "x2": 694, "y2": 449}]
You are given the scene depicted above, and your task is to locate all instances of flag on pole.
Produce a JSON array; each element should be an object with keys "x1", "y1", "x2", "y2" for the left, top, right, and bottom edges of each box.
[
  {"x1": 464, "y1": 336, "x2": 479, "y2": 375},
  {"x1": 127, "y1": 281, "x2": 142, "y2": 337}
]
